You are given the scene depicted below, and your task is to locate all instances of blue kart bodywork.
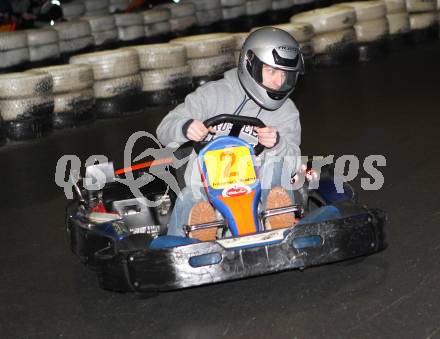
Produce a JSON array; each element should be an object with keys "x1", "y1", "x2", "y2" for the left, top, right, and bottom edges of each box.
[
  {"x1": 66, "y1": 162, "x2": 386, "y2": 292},
  {"x1": 66, "y1": 114, "x2": 386, "y2": 292}
]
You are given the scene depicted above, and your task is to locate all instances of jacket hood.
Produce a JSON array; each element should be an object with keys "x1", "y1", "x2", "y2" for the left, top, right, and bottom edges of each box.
[{"x1": 223, "y1": 68, "x2": 261, "y2": 112}]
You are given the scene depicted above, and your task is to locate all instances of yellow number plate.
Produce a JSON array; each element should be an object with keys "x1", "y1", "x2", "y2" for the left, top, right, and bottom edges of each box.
[{"x1": 204, "y1": 146, "x2": 257, "y2": 190}]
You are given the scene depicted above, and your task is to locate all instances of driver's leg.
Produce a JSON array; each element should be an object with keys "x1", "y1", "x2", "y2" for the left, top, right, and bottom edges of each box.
[
  {"x1": 167, "y1": 186, "x2": 207, "y2": 237},
  {"x1": 260, "y1": 156, "x2": 297, "y2": 228},
  {"x1": 260, "y1": 156, "x2": 296, "y2": 205}
]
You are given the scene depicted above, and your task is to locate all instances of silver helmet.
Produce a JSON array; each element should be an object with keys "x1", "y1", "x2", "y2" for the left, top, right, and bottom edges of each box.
[{"x1": 238, "y1": 27, "x2": 305, "y2": 111}]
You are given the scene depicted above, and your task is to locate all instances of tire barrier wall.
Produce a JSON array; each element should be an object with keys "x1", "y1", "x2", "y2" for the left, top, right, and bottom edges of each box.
[
  {"x1": 82, "y1": 15, "x2": 118, "y2": 49},
  {"x1": 142, "y1": 9, "x2": 172, "y2": 43},
  {"x1": 0, "y1": 0, "x2": 439, "y2": 144},
  {"x1": 334, "y1": 1, "x2": 389, "y2": 62},
  {"x1": 291, "y1": 6, "x2": 358, "y2": 67},
  {"x1": 70, "y1": 49, "x2": 143, "y2": 118},
  {"x1": 0, "y1": 32, "x2": 30, "y2": 72},
  {"x1": 25, "y1": 29, "x2": 61, "y2": 68},
  {"x1": 171, "y1": 33, "x2": 236, "y2": 86},
  {"x1": 0, "y1": 72, "x2": 54, "y2": 140},
  {"x1": 52, "y1": 20, "x2": 95, "y2": 62},
  {"x1": 406, "y1": 0, "x2": 439, "y2": 43},
  {"x1": 32, "y1": 64, "x2": 95, "y2": 128},
  {"x1": 114, "y1": 13, "x2": 145, "y2": 45},
  {"x1": 2, "y1": 0, "x2": 437, "y2": 74},
  {"x1": 384, "y1": 0, "x2": 412, "y2": 51},
  {"x1": 127, "y1": 43, "x2": 193, "y2": 106}
]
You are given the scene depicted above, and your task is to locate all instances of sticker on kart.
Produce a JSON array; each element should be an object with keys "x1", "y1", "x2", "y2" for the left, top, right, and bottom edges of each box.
[{"x1": 203, "y1": 146, "x2": 257, "y2": 190}]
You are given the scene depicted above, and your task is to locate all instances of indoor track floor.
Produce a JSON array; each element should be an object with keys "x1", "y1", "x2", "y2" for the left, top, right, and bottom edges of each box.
[{"x1": 1, "y1": 41, "x2": 440, "y2": 339}]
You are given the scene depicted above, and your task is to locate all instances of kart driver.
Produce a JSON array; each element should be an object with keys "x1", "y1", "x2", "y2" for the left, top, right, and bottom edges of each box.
[{"x1": 156, "y1": 27, "x2": 304, "y2": 240}]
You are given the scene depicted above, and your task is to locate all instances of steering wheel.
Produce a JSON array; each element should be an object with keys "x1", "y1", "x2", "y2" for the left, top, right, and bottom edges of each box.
[{"x1": 195, "y1": 114, "x2": 266, "y2": 155}]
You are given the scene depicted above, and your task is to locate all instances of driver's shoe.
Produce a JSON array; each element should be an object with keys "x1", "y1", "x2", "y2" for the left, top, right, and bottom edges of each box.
[
  {"x1": 188, "y1": 201, "x2": 218, "y2": 241},
  {"x1": 265, "y1": 186, "x2": 296, "y2": 229}
]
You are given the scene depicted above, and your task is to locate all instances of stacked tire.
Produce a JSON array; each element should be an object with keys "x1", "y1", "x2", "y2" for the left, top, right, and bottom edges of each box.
[
  {"x1": 384, "y1": 0, "x2": 411, "y2": 50},
  {"x1": 221, "y1": 0, "x2": 247, "y2": 32},
  {"x1": 0, "y1": 72, "x2": 53, "y2": 141},
  {"x1": 109, "y1": 0, "x2": 130, "y2": 13},
  {"x1": 158, "y1": 3, "x2": 197, "y2": 37},
  {"x1": 406, "y1": 0, "x2": 438, "y2": 42},
  {"x1": 82, "y1": 0, "x2": 109, "y2": 16},
  {"x1": 70, "y1": 49, "x2": 143, "y2": 118},
  {"x1": 0, "y1": 32, "x2": 29, "y2": 73},
  {"x1": 25, "y1": 29, "x2": 60, "y2": 68},
  {"x1": 142, "y1": 9, "x2": 172, "y2": 43},
  {"x1": 62, "y1": 1, "x2": 86, "y2": 20},
  {"x1": 291, "y1": 7, "x2": 358, "y2": 67},
  {"x1": 269, "y1": 0, "x2": 295, "y2": 24},
  {"x1": 33, "y1": 64, "x2": 95, "y2": 128},
  {"x1": 82, "y1": 15, "x2": 118, "y2": 50},
  {"x1": 129, "y1": 43, "x2": 193, "y2": 106},
  {"x1": 53, "y1": 21, "x2": 95, "y2": 61},
  {"x1": 189, "y1": 0, "x2": 223, "y2": 33},
  {"x1": 115, "y1": 13, "x2": 145, "y2": 45},
  {"x1": 171, "y1": 33, "x2": 236, "y2": 86},
  {"x1": 244, "y1": 0, "x2": 272, "y2": 29},
  {"x1": 336, "y1": 1, "x2": 389, "y2": 62}
]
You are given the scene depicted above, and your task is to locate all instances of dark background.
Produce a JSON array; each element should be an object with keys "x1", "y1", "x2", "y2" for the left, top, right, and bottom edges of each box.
[{"x1": 1, "y1": 42, "x2": 439, "y2": 338}]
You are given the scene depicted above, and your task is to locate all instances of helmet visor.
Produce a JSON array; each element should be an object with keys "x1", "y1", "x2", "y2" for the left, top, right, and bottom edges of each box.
[{"x1": 246, "y1": 50, "x2": 300, "y2": 100}]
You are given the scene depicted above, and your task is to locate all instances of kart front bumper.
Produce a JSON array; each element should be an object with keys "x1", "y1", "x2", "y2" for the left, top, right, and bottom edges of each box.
[{"x1": 92, "y1": 208, "x2": 386, "y2": 292}]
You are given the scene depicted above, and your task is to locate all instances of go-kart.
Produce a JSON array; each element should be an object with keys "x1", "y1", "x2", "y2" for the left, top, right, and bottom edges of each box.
[{"x1": 66, "y1": 115, "x2": 387, "y2": 292}]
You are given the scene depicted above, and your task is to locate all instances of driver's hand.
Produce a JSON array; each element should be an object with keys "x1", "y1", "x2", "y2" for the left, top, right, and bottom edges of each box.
[
  {"x1": 186, "y1": 119, "x2": 215, "y2": 141},
  {"x1": 256, "y1": 126, "x2": 278, "y2": 148}
]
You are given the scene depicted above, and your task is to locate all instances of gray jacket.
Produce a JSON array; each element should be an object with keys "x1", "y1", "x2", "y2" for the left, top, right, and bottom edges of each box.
[
  {"x1": 157, "y1": 68, "x2": 301, "y2": 155},
  {"x1": 156, "y1": 68, "x2": 302, "y2": 184}
]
